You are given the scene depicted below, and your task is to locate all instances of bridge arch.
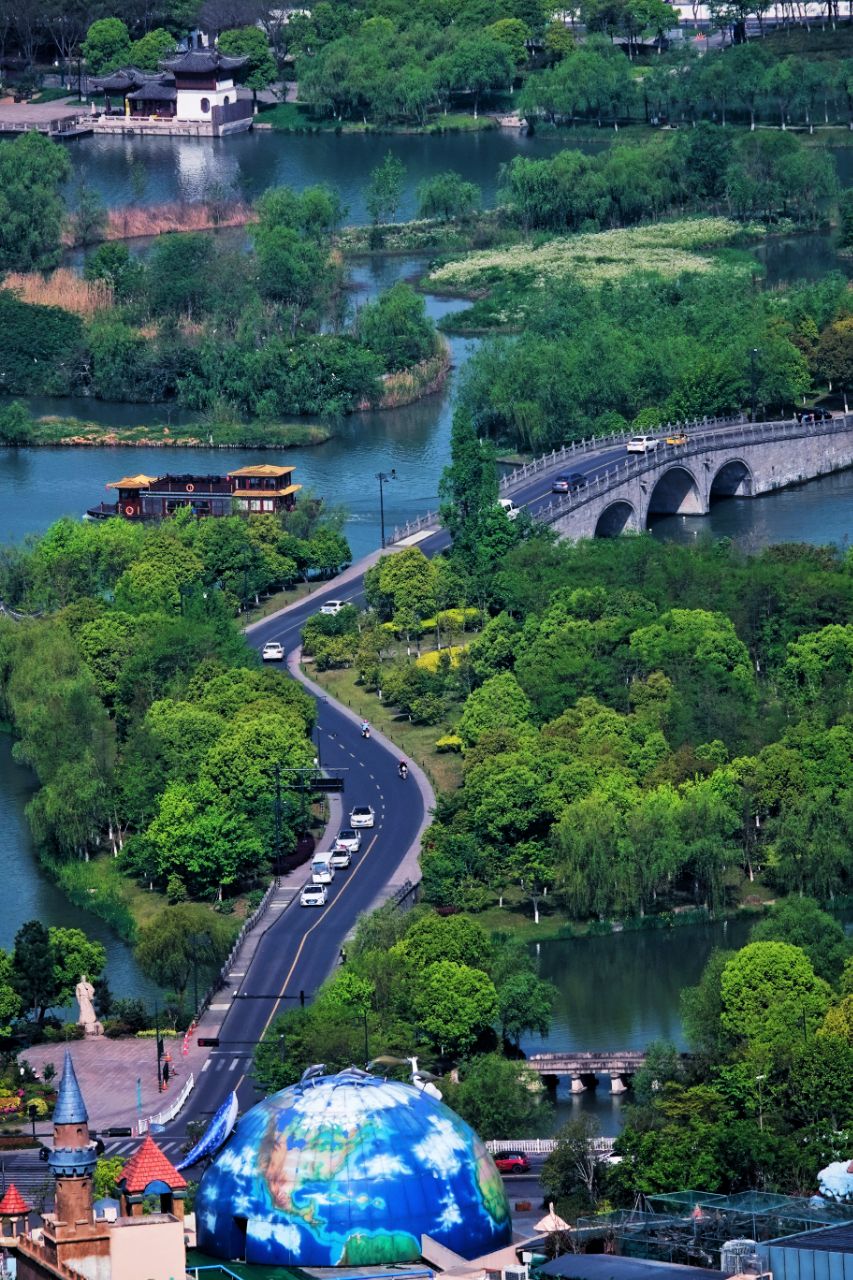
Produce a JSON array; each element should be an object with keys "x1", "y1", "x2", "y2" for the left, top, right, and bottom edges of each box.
[
  {"x1": 594, "y1": 500, "x2": 638, "y2": 538},
  {"x1": 646, "y1": 465, "x2": 705, "y2": 521},
  {"x1": 710, "y1": 457, "x2": 753, "y2": 501}
]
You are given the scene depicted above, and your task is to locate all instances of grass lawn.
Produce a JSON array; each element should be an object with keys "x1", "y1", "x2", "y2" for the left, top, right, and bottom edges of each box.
[
  {"x1": 245, "y1": 580, "x2": 317, "y2": 624},
  {"x1": 761, "y1": 21, "x2": 853, "y2": 58},
  {"x1": 308, "y1": 664, "x2": 464, "y2": 793}
]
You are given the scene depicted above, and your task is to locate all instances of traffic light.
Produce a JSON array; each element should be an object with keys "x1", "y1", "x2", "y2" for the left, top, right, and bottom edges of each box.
[{"x1": 198, "y1": 1037, "x2": 220, "y2": 1048}]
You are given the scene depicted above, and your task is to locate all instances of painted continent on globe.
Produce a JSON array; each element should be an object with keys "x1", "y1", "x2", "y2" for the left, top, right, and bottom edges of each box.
[{"x1": 196, "y1": 1069, "x2": 512, "y2": 1267}]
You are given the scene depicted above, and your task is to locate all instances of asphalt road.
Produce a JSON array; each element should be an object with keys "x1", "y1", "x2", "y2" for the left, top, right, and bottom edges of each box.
[
  {"x1": 170, "y1": 588, "x2": 429, "y2": 1132},
  {"x1": 160, "y1": 436, "x2": 664, "y2": 1137}
]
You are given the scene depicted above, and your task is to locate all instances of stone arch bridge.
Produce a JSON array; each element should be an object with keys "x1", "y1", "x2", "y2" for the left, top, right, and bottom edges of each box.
[{"x1": 534, "y1": 416, "x2": 853, "y2": 539}]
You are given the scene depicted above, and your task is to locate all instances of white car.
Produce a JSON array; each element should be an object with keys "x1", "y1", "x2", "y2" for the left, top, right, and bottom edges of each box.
[
  {"x1": 497, "y1": 498, "x2": 520, "y2": 521},
  {"x1": 262, "y1": 641, "x2": 285, "y2": 662},
  {"x1": 334, "y1": 828, "x2": 362, "y2": 854},
  {"x1": 626, "y1": 435, "x2": 660, "y2": 454},
  {"x1": 330, "y1": 847, "x2": 351, "y2": 869},
  {"x1": 300, "y1": 883, "x2": 327, "y2": 907},
  {"x1": 319, "y1": 600, "x2": 346, "y2": 616},
  {"x1": 349, "y1": 806, "x2": 375, "y2": 829}
]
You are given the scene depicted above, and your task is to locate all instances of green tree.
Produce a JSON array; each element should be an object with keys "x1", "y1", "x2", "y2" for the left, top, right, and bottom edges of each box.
[
  {"x1": 448, "y1": 35, "x2": 515, "y2": 118},
  {"x1": 49, "y1": 927, "x2": 107, "y2": 1007},
  {"x1": 94, "y1": 1156, "x2": 125, "y2": 1199},
  {"x1": 82, "y1": 18, "x2": 132, "y2": 74},
  {"x1": 356, "y1": 283, "x2": 437, "y2": 371},
  {"x1": 413, "y1": 960, "x2": 498, "y2": 1057},
  {"x1": 0, "y1": 402, "x2": 34, "y2": 446},
  {"x1": 720, "y1": 941, "x2": 832, "y2": 1052},
  {"x1": 396, "y1": 913, "x2": 493, "y2": 971},
  {"x1": 0, "y1": 133, "x2": 71, "y2": 272},
  {"x1": 446, "y1": 1054, "x2": 550, "y2": 1139},
  {"x1": 751, "y1": 898, "x2": 850, "y2": 985},
  {"x1": 458, "y1": 672, "x2": 533, "y2": 747},
  {"x1": 135, "y1": 905, "x2": 233, "y2": 1006},
  {"x1": 542, "y1": 1113, "x2": 605, "y2": 1209},
  {"x1": 839, "y1": 189, "x2": 853, "y2": 251},
  {"x1": 11, "y1": 921, "x2": 61, "y2": 1025},
  {"x1": 365, "y1": 152, "x2": 406, "y2": 229},
  {"x1": 416, "y1": 171, "x2": 482, "y2": 222},
  {"x1": 130, "y1": 28, "x2": 176, "y2": 71},
  {"x1": 496, "y1": 969, "x2": 555, "y2": 1043},
  {"x1": 70, "y1": 183, "x2": 106, "y2": 248},
  {"x1": 218, "y1": 26, "x2": 277, "y2": 105}
]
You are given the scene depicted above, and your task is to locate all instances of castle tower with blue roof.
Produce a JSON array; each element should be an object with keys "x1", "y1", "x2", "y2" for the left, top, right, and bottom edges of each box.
[{"x1": 37, "y1": 1050, "x2": 110, "y2": 1274}]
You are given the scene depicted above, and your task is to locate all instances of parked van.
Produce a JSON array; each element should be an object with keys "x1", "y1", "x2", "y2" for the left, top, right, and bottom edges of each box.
[
  {"x1": 311, "y1": 852, "x2": 335, "y2": 884},
  {"x1": 497, "y1": 498, "x2": 520, "y2": 520}
]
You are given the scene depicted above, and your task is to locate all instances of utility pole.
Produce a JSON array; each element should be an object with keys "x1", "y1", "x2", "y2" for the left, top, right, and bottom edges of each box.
[
  {"x1": 273, "y1": 763, "x2": 283, "y2": 876},
  {"x1": 750, "y1": 347, "x2": 760, "y2": 423},
  {"x1": 376, "y1": 469, "x2": 396, "y2": 549},
  {"x1": 154, "y1": 1001, "x2": 163, "y2": 1093}
]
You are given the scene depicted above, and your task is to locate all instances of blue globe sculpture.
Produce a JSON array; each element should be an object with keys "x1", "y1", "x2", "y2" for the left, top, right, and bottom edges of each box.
[{"x1": 195, "y1": 1069, "x2": 512, "y2": 1267}]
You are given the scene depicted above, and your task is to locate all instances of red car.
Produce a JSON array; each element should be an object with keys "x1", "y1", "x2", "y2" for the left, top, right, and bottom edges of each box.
[{"x1": 493, "y1": 1151, "x2": 530, "y2": 1174}]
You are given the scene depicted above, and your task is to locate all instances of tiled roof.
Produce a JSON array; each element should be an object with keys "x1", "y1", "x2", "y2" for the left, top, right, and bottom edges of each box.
[
  {"x1": 0, "y1": 1184, "x2": 31, "y2": 1216},
  {"x1": 160, "y1": 49, "x2": 247, "y2": 73},
  {"x1": 228, "y1": 465, "x2": 296, "y2": 478},
  {"x1": 54, "y1": 1050, "x2": 88, "y2": 1125},
  {"x1": 119, "y1": 1135, "x2": 187, "y2": 1194}
]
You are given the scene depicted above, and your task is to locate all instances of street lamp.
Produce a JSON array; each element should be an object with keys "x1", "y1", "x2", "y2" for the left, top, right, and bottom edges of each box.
[
  {"x1": 376, "y1": 470, "x2": 396, "y2": 550},
  {"x1": 747, "y1": 348, "x2": 758, "y2": 422},
  {"x1": 755, "y1": 1074, "x2": 766, "y2": 1131}
]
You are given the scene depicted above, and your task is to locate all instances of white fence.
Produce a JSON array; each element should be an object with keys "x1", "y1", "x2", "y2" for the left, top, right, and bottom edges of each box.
[
  {"x1": 485, "y1": 1137, "x2": 616, "y2": 1155},
  {"x1": 137, "y1": 1072, "x2": 194, "y2": 1135}
]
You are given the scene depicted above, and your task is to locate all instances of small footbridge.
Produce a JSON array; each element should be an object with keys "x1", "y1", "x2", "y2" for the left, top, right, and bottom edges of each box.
[{"x1": 527, "y1": 1050, "x2": 693, "y2": 1094}]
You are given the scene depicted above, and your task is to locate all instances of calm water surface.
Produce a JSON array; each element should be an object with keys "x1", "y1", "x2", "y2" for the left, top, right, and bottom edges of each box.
[
  {"x1": 0, "y1": 737, "x2": 160, "y2": 1006},
  {"x1": 65, "y1": 130, "x2": 592, "y2": 220}
]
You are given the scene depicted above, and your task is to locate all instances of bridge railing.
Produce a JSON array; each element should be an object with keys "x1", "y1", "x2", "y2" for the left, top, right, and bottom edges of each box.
[
  {"x1": 485, "y1": 1137, "x2": 616, "y2": 1155},
  {"x1": 389, "y1": 508, "x2": 441, "y2": 546},
  {"x1": 497, "y1": 413, "x2": 749, "y2": 495},
  {"x1": 536, "y1": 414, "x2": 851, "y2": 527}
]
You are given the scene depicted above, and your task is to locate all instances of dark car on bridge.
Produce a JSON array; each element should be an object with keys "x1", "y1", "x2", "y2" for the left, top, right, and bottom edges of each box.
[
  {"x1": 552, "y1": 472, "x2": 587, "y2": 494},
  {"x1": 795, "y1": 406, "x2": 833, "y2": 424}
]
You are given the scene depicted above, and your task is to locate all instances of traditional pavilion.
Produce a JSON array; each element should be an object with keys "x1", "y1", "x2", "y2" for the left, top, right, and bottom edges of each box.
[
  {"x1": 87, "y1": 465, "x2": 301, "y2": 521},
  {"x1": 90, "y1": 47, "x2": 252, "y2": 135},
  {"x1": 15, "y1": 1052, "x2": 188, "y2": 1280}
]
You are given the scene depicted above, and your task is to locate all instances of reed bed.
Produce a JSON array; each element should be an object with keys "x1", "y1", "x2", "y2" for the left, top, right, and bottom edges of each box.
[
  {"x1": 2, "y1": 269, "x2": 113, "y2": 315},
  {"x1": 101, "y1": 199, "x2": 256, "y2": 241}
]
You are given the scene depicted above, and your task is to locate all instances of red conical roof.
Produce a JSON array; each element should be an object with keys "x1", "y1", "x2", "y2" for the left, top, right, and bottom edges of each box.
[
  {"x1": 119, "y1": 1135, "x2": 186, "y2": 1195},
  {"x1": 0, "y1": 1183, "x2": 32, "y2": 1216}
]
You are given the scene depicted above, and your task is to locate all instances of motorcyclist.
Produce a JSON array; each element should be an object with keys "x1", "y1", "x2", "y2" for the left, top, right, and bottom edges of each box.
[
  {"x1": 361, "y1": 721, "x2": 370, "y2": 738},
  {"x1": 398, "y1": 759, "x2": 408, "y2": 779}
]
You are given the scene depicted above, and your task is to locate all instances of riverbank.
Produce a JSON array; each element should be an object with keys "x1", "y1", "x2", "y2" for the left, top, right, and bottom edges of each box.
[{"x1": 24, "y1": 415, "x2": 333, "y2": 451}]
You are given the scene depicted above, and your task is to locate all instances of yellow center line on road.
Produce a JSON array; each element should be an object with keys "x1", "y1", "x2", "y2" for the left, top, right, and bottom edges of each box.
[{"x1": 232, "y1": 830, "x2": 380, "y2": 1094}]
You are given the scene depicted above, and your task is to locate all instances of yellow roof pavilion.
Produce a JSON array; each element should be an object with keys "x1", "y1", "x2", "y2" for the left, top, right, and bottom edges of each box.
[
  {"x1": 232, "y1": 483, "x2": 302, "y2": 499},
  {"x1": 105, "y1": 474, "x2": 157, "y2": 489},
  {"x1": 227, "y1": 465, "x2": 296, "y2": 479}
]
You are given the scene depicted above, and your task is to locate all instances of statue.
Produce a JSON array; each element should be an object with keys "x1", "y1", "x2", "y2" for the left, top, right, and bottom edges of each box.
[{"x1": 75, "y1": 975, "x2": 103, "y2": 1038}]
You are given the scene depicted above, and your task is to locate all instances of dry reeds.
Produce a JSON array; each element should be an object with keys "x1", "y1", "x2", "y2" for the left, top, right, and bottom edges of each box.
[
  {"x1": 2, "y1": 269, "x2": 114, "y2": 316},
  {"x1": 101, "y1": 199, "x2": 256, "y2": 242}
]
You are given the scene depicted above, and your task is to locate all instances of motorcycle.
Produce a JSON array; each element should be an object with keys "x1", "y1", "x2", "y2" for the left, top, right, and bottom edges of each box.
[
  {"x1": 399, "y1": 763, "x2": 409, "y2": 780},
  {"x1": 361, "y1": 724, "x2": 371, "y2": 739}
]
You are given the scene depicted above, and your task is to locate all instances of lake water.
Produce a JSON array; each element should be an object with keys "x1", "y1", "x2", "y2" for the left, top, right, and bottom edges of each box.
[
  {"x1": 0, "y1": 736, "x2": 160, "y2": 1008},
  {"x1": 65, "y1": 129, "x2": 590, "y2": 221}
]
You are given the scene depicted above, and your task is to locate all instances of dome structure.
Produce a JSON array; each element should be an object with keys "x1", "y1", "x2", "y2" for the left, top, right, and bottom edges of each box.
[{"x1": 195, "y1": 1068, "x2": 511, "y2": 1267}]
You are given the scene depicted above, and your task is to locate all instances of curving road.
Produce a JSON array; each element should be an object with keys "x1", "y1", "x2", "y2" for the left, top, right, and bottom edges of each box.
[{"x1": 166, "y1": 438, "x2": 640, "y2": 1134}]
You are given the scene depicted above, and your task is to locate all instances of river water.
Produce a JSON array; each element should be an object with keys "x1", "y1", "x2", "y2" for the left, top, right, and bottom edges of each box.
[{"x1": 2, "y1": 130, "x2": 853, "y2": 1059}]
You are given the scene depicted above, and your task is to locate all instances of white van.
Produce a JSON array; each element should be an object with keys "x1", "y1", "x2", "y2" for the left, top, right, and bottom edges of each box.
[
  {"x1": 311, "y1": 852, "x2": 335, "y2": 884},
  {"x1": 497, "y1": 498, "x2": 520, "y2": 521}
]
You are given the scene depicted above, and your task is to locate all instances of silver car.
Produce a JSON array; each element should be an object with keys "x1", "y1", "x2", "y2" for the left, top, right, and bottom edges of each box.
[
  {"x1": 349, "y1": 806, "x2": 375, "y2": 829},
  {"x1": 319, "y1": 600, "x2": 346, "y2": 616},
  {"x1": 334, "y1": 828, "x2": 362, "y2": 853}
]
